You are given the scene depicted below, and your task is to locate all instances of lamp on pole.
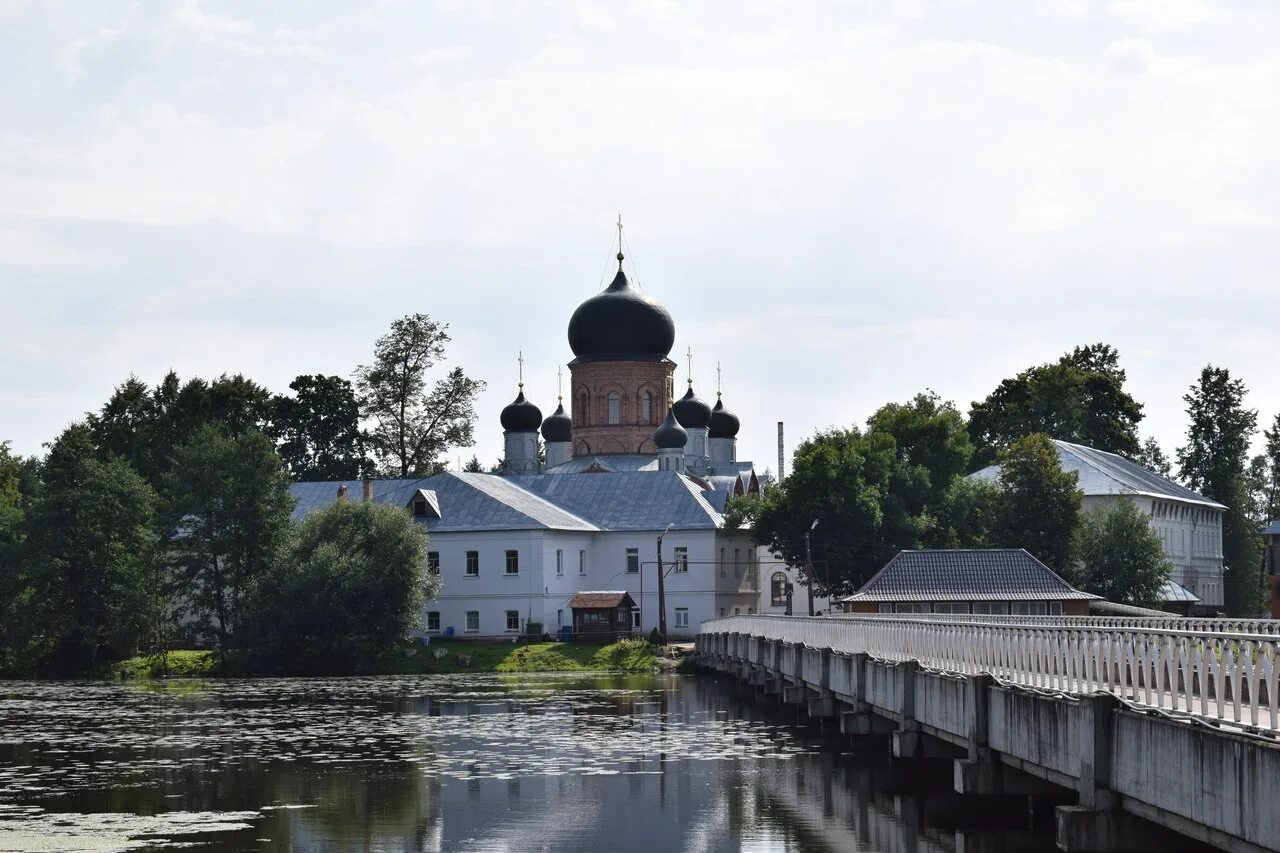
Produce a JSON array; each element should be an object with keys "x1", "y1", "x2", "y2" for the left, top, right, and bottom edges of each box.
[
  {"x1": 657, "y1": 523, "x2": 673, "y2": 638},
  {"x1": 806, "y1": 519, "x2": 819, "y2": 617}
]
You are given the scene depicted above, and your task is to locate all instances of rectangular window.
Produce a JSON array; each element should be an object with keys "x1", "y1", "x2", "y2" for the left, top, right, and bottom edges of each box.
[
  {"x1": 465, "y1": 610, "x2": 479, "y2": 632},
  {"x1": 465, "y1": 551, "x2": 479, "y2": 577},
  {"x1": 674, "y1": 608, "x2": 689, "y2": 629},
  {"x1": 674, "y1": 546, "x2": 688, "y2": 573},
  {"x1": 505, "y1": 610, "x2": 519, "y2": 631},
  {"x1": 626, "y1": 548, "x2": 640, "y2": 573},
  {"x1": 579, "y1": 550, "x2": 586, "y2": 576},
  {"x1": 719, "y1": 548, "x2": 726, "y2": 577},
  {"x1": 734, "y1": 548, "x2": 741, "y2": 577},
  {"x1": 557, "y1": 609, "x2": 564, "y2": 627},
  {"x1": 719, "y1": 608, "x2": 726, "y2": 617},
  {"x1": 631, "y1": 607, "x2": 641, "y2": 628},
  {"x1": 427, "y1": 551, "x2": 440, "y2": 574},
  {"x1": 556, "y1": 549, "x2": 563, "y2": 576},
  {"x1": 505, "y1": 550, "x2": 519, "y2": 575},
  {"x1": 426, "y1": 611, "x2": 440, "y2": 631}
]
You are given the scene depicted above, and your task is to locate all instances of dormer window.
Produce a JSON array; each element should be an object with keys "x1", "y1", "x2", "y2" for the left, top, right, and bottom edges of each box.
[{"x1": 412, "y1": 498, "x2": 428, "y2": 517}]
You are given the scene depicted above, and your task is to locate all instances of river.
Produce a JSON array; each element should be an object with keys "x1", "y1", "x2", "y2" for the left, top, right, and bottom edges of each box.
[{"x1": 0, "y1": 672, "x2": 1060, "y2": 851}]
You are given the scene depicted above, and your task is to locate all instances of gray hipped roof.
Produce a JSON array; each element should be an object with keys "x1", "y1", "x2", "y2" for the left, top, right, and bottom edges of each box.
[
  {"x1": 840, "y1": 549, "x2": 1100, "y2": 602},
  {"x1": 290, "y1": 469, "x2": 723, "y2": 534},
  {"x1": 972, "y1": 439, "x2": 1226, "y2": 510}
]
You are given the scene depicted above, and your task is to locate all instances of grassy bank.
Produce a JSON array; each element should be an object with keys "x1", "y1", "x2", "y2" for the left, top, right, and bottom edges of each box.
[{"x1": 111, "y1": 639, "x2": 671, "y2": 679}]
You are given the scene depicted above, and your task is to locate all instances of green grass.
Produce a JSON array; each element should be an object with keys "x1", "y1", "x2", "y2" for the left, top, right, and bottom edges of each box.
[
  {"x1": 111, "y1": 650, "x2": 219, "y2": 680},
  {"x1": 111, "y1": 640, "x2": 670, "y2": 679},
  {"x1": 381, "y1": 639, "x2": 667, "y2": 674}
]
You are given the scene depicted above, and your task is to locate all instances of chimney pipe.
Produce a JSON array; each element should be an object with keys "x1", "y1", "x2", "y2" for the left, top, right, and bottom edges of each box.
[
  {"x1": 337, "y1": 484, "x2": 348, "y2": 503},
  {"x1": 777, "y1": 421, "x2": 785, "y2": 481},
  {"x1": 362, "y1": 478, "x2": 373, "y2": 503}
]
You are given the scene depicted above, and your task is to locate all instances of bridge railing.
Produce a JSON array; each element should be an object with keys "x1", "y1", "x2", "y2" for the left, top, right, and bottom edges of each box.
[{"x1": 700, "y1": 614, "x2": 1280, "y2": 731}]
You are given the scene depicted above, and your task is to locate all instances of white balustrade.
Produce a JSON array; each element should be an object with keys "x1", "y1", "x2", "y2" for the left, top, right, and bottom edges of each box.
[{"x1": 701, "y1": 614, "x2": 1280, "y2": 732}]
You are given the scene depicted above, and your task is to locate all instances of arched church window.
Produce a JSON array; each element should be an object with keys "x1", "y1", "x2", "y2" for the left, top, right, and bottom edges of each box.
[
  {"x1": 771, "y1": 572, "x2": 789, "y2": 607},
  {"x1": 641, "y1": 390, "x2": 653, "y2": 424},
  {"x1": 576, "y1": 390, "x2": 590, "y2": 427},
  {"x1": 607, "y1": 391, "x2": 621, "y2": 425}
]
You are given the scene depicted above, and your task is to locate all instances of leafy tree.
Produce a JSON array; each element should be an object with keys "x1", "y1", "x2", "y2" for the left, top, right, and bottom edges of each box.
[
  {"x1": 991, "y1": 433, "x2": 1082, "y2": 576},
  {"x1": 20, "y1": 425, "x2": 159, "y2": 673},
  {"x1": 89, "y1": 371, "x2": 273, "y2": 488},
  {"x1": 356, "y1": 314, "x2": 485, "y2": 477},
  {"x1": 932, "y1": 477, "x2": 1001, "y2": 549},
  {"x1": 1254, "y1": 414, "x2": 1280, "y2": 525},
  {"x1": 250, "y1": 500, "x2": 436, "y2": 673},
  {"x1": 969, "y1": 344, "x2": 1144, "y2": 466},
  {"x1": 270, "y1": 374, "x2": 370, "y2": 480},
  {"x1": 163, "y1": 425, "x2": 295, "y2": 658},
  {"x1": 462, "y1": 455, "x2": 485, "y2": 473},
  {"x1": 0, "y1": 442, "x2": 26, "y2": 670},
  {"x1": 1074, "y1": 498, "x2": 1172, "y2": 606},
  {"x1": 1134, "y1": 436, "x2": 1173, "y2": 479},
  {"x1": 1178, "y1": 366, "x2": 1261, "y2": 615}
]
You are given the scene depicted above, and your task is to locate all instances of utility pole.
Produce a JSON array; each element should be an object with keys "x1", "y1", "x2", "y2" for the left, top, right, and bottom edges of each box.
[
  {"x1": 806, "y1": 519, "x2": 819, "y2": 617},
  {"x1": 657, "y1": 524, "x2": 672, "y2": 638}
]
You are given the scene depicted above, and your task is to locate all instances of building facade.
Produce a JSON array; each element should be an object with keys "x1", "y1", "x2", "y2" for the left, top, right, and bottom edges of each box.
[{"x1": 973, "y1": 439, "x2": 1227, "y2": 611}]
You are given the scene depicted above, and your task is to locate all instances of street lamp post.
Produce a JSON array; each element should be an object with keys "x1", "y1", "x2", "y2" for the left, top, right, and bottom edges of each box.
[
  {"x1": 805, "y1": 519, "x2": 819, "y2": 617},
  {"x1": 656, "y1": 524, "x2": 673, "y2": 638}
]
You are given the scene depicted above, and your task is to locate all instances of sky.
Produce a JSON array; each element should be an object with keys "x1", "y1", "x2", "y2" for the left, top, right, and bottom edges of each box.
[{"x1": 2, "y1": 0, "x2": 1278, "y2": 472}]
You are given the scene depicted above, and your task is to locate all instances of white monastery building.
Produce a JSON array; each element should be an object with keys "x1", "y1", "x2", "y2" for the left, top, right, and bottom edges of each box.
[
  {"x1": 973, "y1": 439, "x2": 1226, "y2": 611},
  {"x1": 292, "y1": 248, "x2": 777, "y2": 638}
]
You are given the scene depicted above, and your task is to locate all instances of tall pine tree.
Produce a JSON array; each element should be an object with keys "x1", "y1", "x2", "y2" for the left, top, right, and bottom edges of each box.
[{"x1": 1177, "y1": 366, "x2": 1261, "y2": 615}]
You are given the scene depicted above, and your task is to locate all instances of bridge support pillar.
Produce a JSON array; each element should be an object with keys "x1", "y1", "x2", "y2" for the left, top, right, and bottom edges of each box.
[
  {"x1": 807, "y1": 692, "x2": 835, "y2": 718},
  {"x1": 782, "y1": 684, "x2": 807, "y2": 705}
]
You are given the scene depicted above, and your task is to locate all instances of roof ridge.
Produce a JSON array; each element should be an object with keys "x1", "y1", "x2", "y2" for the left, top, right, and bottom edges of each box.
[{"x1": 450, "y1": 472, "x2": 600, "y2": 531}]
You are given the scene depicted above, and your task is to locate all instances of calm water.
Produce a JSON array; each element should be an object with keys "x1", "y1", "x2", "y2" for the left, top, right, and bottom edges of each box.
[{"x1": 0, "y1": 673, "x2": 1059, "y2": 852}]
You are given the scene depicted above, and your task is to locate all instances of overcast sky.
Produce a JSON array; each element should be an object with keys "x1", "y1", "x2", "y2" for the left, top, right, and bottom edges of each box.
[{"x1": 2, "y1": 0, "x2": 1278, "y2": 472}]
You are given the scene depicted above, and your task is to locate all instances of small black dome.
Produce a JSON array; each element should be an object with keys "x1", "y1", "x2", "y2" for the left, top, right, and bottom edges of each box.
[
  {"x1": 567, "y1": 267, "x2": 676, "y2": 359},
  {"x1": 500, "y1": 390, "x2": 542, "y2": 432},
  {"x1": 654, "y1": 408, "x2": 688, "y2": 449},
  {"x1": 709, "y1": 398, "x2": 740, "y2": 438},
  {"x1": 541, "y1": 402, "x2": 572, "y2": 443},
  {"x1": 672, "y1": 385, "x2": 711, "y2": 429}
]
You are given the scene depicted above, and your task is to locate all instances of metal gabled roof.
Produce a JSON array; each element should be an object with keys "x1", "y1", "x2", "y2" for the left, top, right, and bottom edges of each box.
[
  {"x1": 508, "y1": 470, "x2": 723, "y2": 531},
  {"x1": 971, "y1": 439, "x2": 1226, "y2": 510},
  {"x1": 841, "y1": 549, "x2": 1099, "y2": 602}
]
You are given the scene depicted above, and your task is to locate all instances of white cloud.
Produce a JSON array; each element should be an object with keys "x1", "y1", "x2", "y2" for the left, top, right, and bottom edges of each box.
[{"x1": 1103, "y1": 36, "x2": 1156, "y2": 73}]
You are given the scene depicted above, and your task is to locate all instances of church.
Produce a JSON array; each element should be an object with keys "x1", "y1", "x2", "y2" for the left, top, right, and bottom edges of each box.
[{"x1": 291, "y1": 248, "x2": 782, "y2": 639}]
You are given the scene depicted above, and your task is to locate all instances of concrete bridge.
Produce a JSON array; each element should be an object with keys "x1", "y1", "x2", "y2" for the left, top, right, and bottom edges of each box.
[{"x1": 696, "y1": 614, "x2": 1280, "y2": 853}]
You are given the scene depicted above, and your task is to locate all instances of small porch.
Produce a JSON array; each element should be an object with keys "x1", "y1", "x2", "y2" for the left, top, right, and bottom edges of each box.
[{"x1": 568, "y1": 591, "x2": 637, "y2": 643}]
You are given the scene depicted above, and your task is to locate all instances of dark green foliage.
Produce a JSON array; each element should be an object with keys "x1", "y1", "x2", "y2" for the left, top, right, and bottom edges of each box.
[
  {"x1": 462, "y1": 455, "x2": 485, "y2": 473},
  {"x1": 18, "y1": 425, "x2": 159, "y2": 674},
  {"x1": 932, "y1": 477, "x2": 1001, "y2": 549},
  {"x1": 969, "y1": 344, "x2": 1144, "y2": 467},
  {"x1": 1134, "y1": 436, "x2": 1173, "y2": 479},
  {"x1": 1177, "y1": 366, "x2": 1262, "y2": 615},
  {"x1": 88, "y1": 371, "x2": 273, "y2": 487},
  {"x1": 250, "y1": 500, "x2": 434, "y2": 672},
  {"x1": 355, "y1": 314, "x2": 485, "y2": 477},
  {"x1": 750, "y1": 393, "x2": 977, "y2": 595},
  {"x1": 1254, "y1": 414, "x2": 1280, "y2": 525},
  {"x1": 1074, "y1": 498, "x2": 1172, "y2": 607},
  {"x1": 990, "y1": 434, "x2": 1082, "y2": 576},
  {"x1": 0, "y1": 442, "x2": 26, "y2": 672},
  {"x1": 162, "y1": 425, "x2": 295, "y2": 657},
  {"x1": 269, "y1": 374, "x2": 370, "y2": 480}
]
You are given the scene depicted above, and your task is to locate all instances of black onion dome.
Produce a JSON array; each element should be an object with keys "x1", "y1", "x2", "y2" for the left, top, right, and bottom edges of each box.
[
  {"x1": 567, "y1": 267, "x2": 676, "y2": 359},
  {"x1": 500, "y1": 390, "x2": 542, "y2": 432},
  {"x1": 654, "y1": 408, "x2": 688, "y2": 449},
  {"x1": 672, "y1": 386, "x2": 712, "y2": 429},
  {"x1": 709, "y1": 398, "x2": 740, "y2": 438},
  {"x1": 541, "y1": 402, "x2": 573, "y2": 443}
]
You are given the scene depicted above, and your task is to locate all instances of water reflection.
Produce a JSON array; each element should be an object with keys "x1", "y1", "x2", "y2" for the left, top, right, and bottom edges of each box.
[{"x1": 0, "y1": 673, "x2": 1058, "y2": 852}]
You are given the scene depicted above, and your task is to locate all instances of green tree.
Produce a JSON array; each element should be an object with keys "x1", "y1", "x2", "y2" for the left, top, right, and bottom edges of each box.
[
  {"x1": 1254, "y1": 414, "x2": 1280, "y2": 524},
  {"x1": 250, "y1": 500, "x2": 436, "y2": 673},
  {"x1": 1134, "y1": 436, "x2": 1173, "y2": 479},
  {"x1": 355, "y1": 314, "x2": 485, "y2": 477},
  {"x1": 991, "y1": 433, "x2": 1082, "y2": 576},
  {"x1": 1074, "y1": 498, "x2": 1172, "y2": 606},
  {"x1": 933, "y1": 477, "x2": 1001, "y2": 549},
  {"x1": 21, "y1": 425, "x2": 159, "y2": 673},
  {"x1": 462, "y1": 455, "x2": 485, "y2": 473},
  {"x1": 1177, "y1": 366, "x2": 1261, "y2": 615},
  {"x1": 270, "y1": 374, "x2": 370, "y2": 480},
  {"x1": 969, "y1": 344, "x2": 1144, "y2": 466},
  {"x1": 163, "y1": 425, "x2": 295, "y2": 658},
  {"x1": 0, "y1": 442, "x2": 26, "y2": 671}
]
